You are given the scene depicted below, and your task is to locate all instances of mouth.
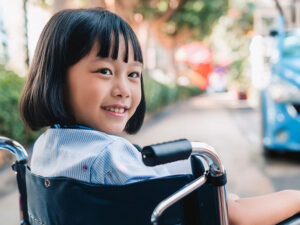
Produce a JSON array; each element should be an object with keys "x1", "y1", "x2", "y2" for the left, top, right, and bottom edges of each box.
[{"x1": 101, "y1": 105, "x2": 129, "y2": 116}]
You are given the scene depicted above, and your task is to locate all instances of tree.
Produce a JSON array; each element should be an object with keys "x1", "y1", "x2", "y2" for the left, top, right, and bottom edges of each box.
[{"x1": 136, "y1": 0, "x2": 229, "y2": 48}]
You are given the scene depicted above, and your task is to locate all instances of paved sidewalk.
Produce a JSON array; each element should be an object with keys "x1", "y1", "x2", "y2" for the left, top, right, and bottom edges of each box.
[{"x1": 0, "y1": 166, "x2": 19, "y2": 225}]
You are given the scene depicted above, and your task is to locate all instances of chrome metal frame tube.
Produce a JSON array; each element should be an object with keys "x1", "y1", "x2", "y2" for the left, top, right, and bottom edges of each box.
[
  {"x1": 151, "y1": 141, "x2": 228, "y2": 225},
  {"x1": 151, "y1": 175, "x2": 207, "y2": 225},
  {"x1": 0, "y1": 136, "x2": 28, "y2": 163},
  {"x1": 190, "y1": 142, "x2": 228, "y2": 225}
]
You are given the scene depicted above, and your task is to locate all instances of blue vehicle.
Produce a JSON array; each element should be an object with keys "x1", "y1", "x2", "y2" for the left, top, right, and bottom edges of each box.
[{"x1": 261, "y1": 1, "x2": 300, "y2": 154}]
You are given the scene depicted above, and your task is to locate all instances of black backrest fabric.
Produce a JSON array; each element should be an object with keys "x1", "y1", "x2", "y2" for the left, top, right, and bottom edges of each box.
[{"x1": 26, "y1": 168, "x2": 193, "y2": 225}]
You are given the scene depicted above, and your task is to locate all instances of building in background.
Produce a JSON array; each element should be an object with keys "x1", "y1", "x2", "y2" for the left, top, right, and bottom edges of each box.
[
  {"x1": 254, "y1": 0, "x2": 300, "y2": 35},
  {"x1": 251, "y1": 0, "x2": 300, "y2": 91}
]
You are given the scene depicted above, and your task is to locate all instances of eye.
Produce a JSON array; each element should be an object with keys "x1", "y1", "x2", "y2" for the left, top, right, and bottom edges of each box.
[
  {"x1": 128, "y1": 72, "x2": 140, "y2": 78},
  {"x1": 95, "y1": 68, "x2": 112, "y2": 75}
]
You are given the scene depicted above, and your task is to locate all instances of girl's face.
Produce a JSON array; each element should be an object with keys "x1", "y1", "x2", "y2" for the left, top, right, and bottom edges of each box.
[{"x1": 66, "y1": 38, "x2": 143, "y2": 134}]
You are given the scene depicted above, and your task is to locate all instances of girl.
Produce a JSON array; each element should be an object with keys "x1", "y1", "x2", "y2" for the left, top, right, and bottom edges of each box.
[{"x1": 19, "y1": 8, "x2": 300, "y2": 225}]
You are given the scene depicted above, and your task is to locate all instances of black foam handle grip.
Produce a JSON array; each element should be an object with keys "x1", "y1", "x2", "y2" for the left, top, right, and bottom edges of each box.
[{"x1": 141, "y1": 139, "x2": 192, "y2": 166}]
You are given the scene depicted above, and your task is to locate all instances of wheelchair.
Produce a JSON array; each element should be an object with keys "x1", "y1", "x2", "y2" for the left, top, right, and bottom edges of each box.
[{"x1": 1, "y1": 136, "x2": 300, "y2": 225}]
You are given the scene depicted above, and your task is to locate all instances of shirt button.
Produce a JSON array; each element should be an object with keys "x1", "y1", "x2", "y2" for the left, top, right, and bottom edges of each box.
[{"x1": 83, "y1": 165, "x2": 88, "y2": 171}]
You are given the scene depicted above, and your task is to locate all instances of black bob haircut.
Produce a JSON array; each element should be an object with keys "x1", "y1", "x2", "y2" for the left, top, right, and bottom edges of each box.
[{"x1": 20, "y1": 8, "x2": 145, "y2": 134}]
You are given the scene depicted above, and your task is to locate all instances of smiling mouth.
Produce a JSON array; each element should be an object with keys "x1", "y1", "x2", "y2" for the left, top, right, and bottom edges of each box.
[{"x1": 102, "y1": 106, "x2": 129, "y2": 114}]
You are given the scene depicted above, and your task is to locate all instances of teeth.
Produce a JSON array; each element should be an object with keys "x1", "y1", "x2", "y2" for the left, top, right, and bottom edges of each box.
[{"x1": 105, "y1": 107, "x2": 125, "y2": 113}]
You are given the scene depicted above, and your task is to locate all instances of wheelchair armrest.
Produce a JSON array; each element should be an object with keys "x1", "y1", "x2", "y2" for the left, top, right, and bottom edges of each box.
[
  {"x1": 277, "y1": 213, "x2": 300, "y2": 225},
  {"x1": 142, "y1": 139, "x2": 192, "y2": 166}
]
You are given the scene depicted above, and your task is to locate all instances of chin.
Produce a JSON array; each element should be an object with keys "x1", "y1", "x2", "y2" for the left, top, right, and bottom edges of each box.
[
  {"x1": 107, "y1": 130, "x2": 124, "y2": 135},
  {"x1": 102, "y1": 126, "x2": 125, "y2": 135}
]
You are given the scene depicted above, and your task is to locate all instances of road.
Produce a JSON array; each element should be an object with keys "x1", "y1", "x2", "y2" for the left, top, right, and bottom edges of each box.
[{"x1": 0, "y1": 92, "x2": 299, "y2": 224}]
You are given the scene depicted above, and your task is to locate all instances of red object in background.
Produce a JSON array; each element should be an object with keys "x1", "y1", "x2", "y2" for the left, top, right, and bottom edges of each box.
[
  {"x1": 175, "y1": 42, "x2": 213, "y2": 89},
  {"x1": 187, "y1": 70, "x2": 208, "y2": 90},
  {"x1": 237, "y1": 91, "x2": 248, "y2": 100}
]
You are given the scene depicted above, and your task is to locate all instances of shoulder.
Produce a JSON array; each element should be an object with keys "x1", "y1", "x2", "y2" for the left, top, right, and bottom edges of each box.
[
  {"x1": 105, "y1": 134, "x2": 137, "y2": 152},
  {"x1": 31, "y1": 128, "x2": 128, "y2": 181},
  {"x1": 34, "y1": 128, "x2": 119, "y2": 148},
  {"x1": 93, "y1": 133, "x2": 140, "y2": 164},
  {"x1": 31, "y1": 128, "x2": 122, "y2": 169},
  {"x1": 33, "y1": 128, "x2": 137, "y2": 155}
]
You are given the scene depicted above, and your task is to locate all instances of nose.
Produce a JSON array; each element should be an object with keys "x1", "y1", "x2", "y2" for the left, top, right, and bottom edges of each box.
[{"x1": 111, "y1": 77, "x2": 130, "y2": 98}]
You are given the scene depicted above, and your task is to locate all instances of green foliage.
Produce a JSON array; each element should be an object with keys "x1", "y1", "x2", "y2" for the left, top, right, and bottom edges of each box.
[
  {"x1": 137, "y1": 0, "x2": 228, "y2": 39},
  {"x1": 209, "y1": 0, "x2": 255, "y2": 92},
  {"x1": 234, "y1": 2, "x2": 255, "y2": 35},
  {"x1": 228, "y1": 2, "x2": 255, "y2": 86},
  {"x1": 144, "y1": 75, "x2": 202, "y2": 113},
  {"x1": 170, "y1": 0, "x2": 228, "y2": 38},
  {"x1": 0, "y1": 65, "x2": 40, "y2": 145},
  {"x1": 230, "y1": 58, "x2": 246, "y2": 80}
]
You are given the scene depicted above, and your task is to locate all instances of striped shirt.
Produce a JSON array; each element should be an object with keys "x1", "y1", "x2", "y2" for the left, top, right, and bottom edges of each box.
[{"x1": 30, "y1": 127, "x2": 190, "y2": 185}]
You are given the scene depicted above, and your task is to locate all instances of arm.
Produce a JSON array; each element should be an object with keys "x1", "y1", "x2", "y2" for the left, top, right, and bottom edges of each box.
[{"x1": 228, "y1": 190, "x2": 300, "y2": 225}]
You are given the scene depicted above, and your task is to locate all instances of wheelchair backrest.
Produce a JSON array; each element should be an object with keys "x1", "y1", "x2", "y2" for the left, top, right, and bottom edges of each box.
[
  {"x1": 26, "y1": 167, "x2": 191, "y2": 225},
  {"x1": 20, "y1": 158, "x2": 221, "y2": 225}
]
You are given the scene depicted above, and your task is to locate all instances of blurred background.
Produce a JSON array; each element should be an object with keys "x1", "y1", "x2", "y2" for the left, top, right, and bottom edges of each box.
[{"x1": 0, "y1": 0, "x2": 300, "y2": 224}]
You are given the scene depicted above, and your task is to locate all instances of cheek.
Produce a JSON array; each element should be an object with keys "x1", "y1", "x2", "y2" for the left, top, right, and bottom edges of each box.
[
  {"x1": 68, "y1": 77, "x2": 104, "y2": 113},
  {"x1": 133, "y1": 86, "x2": 142, "y2": 108},
  {"x1": 78, "y1": 83, "x2": 105, "y2": 108}
]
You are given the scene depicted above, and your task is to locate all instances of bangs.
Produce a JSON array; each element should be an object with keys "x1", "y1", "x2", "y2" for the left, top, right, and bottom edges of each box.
[{"x1": 95, "y1": 12, "x2": 143, "y2": 63}]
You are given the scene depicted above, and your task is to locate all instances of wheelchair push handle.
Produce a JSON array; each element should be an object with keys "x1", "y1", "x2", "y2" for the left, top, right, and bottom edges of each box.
[
  {"x1": 0, "y1": 136, "x2": 28, "y2": 163},
  {"x1": 142, "y1": 139, "x2": 192, "y2": 166}
]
